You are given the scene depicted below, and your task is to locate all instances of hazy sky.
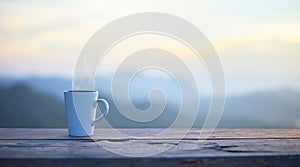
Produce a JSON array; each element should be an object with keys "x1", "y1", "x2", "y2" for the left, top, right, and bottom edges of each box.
[{"x1": 0, "y1": 0, "x2": 299, "y2": 93}]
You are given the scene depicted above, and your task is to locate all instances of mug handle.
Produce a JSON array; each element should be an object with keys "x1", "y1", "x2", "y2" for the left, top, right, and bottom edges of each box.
[{"x1": 92, "y1": 98, "x2": 109, "y2": 125}]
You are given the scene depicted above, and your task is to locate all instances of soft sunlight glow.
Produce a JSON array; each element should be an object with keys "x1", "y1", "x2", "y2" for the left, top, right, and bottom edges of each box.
[{"x1": 0, "y1": 0, "x2": 299, "y2": 93}]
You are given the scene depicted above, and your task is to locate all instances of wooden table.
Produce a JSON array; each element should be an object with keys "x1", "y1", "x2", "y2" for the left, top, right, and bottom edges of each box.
[{"x1": 0, "y1": 128, "x2": 299, "y2": 167}]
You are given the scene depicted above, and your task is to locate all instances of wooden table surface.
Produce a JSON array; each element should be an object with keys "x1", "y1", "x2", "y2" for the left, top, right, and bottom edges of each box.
[{"x1": 0, "y1": 128, "x2": 299, "y2": 167}]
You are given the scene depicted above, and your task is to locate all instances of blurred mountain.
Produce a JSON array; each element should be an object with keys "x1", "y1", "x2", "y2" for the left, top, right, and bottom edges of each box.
[
  {"x1": 217, "y1": 90, "x2": 300, "y2": 128},
  {"x1": 0, "y1": 83, "x2": 66, "y2": 128},
  {"x1": 0, "y1": 77, "x2": 299, "y2": 128},
  {"x1": 0, "y1": 77, "x2": 71, "y2": 100}
]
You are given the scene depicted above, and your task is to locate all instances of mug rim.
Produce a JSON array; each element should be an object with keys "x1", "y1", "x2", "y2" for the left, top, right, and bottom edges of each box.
[{"x1": 64, "y1": 90, "x2": 97, "y2": 93}]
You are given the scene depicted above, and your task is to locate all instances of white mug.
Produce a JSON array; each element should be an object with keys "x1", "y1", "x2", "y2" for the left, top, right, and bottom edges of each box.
[{"x1": 64, "y1": 90, "x2": 109, "y2": 136}]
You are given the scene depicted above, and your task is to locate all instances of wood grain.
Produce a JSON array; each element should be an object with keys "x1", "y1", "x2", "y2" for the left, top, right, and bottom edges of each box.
[{"x1": 0, "y1": 128, "x2": 299, "y2": 167}]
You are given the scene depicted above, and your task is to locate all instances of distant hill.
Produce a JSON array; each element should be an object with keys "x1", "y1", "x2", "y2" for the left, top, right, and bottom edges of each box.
[
  {"x1": 0, "y1": 77, "x2": 299, "y2": 128},
  {"x1": 0, "y1": 83, "x2": 66, "y2": 128},
  {"x1": 216, "y1": 90, "x2": 300, "y2": 128},
  {"x1": 0, "y1": 77, "x2": 71, "y2": 100},
  {"x1": 100, "y1": 90, "x2": 300, "y2": 128}
]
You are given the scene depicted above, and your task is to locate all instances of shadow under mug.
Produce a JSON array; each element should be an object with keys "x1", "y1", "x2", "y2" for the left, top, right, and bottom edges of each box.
[{"x1": 64, "y1": 90, "x2": 109, "y2": 136}]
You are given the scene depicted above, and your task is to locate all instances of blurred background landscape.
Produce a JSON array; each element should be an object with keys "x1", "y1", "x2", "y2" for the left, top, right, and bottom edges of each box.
[
  {"x1": 1, "y1": 76, "x2": 299, "y2": 128},
  {"x1": 0, "y1": 0, "x2": 299, "y2": 128}
]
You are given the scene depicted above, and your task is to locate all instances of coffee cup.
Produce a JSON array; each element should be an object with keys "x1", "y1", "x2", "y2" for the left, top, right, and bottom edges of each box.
[{"x1": 64, "y1": 90, "x2": 109, "y2": 136}]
